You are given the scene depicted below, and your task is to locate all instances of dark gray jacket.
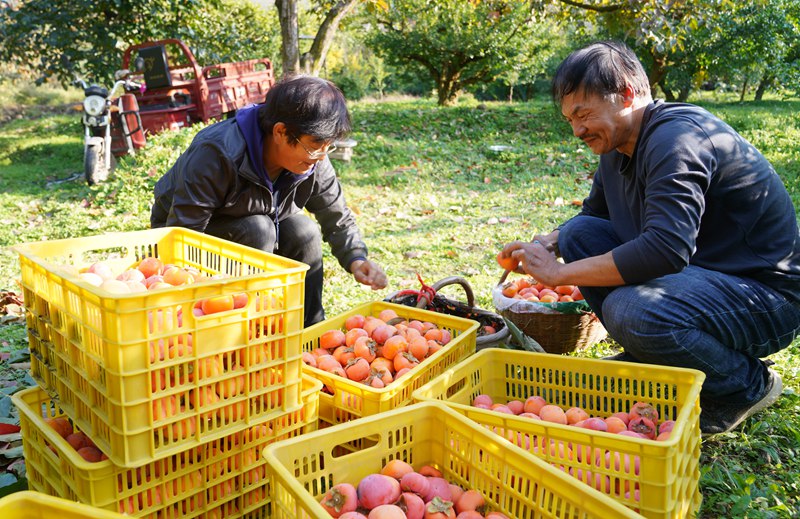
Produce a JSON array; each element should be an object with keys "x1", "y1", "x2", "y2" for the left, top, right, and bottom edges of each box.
[{"x1": 150, "y1": 117, "x2": 368, "y2": 270}]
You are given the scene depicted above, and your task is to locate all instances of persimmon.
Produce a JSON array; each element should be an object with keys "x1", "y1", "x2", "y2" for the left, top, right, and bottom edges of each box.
[
  {"x1": 628, "y1": 416, "x2": 657, "y2": 439},
  {"x1": 400, "y1": 471, "x2": 430, "y2": 496},
  {"x1": 496, "y1": 251, "x2": 519, "y2": 272},
  {"x1": 345, "y1": 314, "x2": 366, "y2": 331},
  {"x1": 371, "y1": 324, "x2": 398, "y2": 345},
  {"x1": 66, "y1": 431, "x2": 90, "y2": 451},
  {"x1": 201, "y1": 295, "x2": 235, "y2": 315},
  {"x1": 420, "y1": 480, "x2": 453, "y2": 503},
  {"x1": 407, "y1": 336, "x2": 429, "y2": 361},
  {"x1": 394, "y1": 367, "x2": 411, "y2": 380},
  {"x1": 397, "y1": 492, "x2": 425, "y2": 519},
  {"x1": 426, "y1": 341, "x2": 443, "y2": 357},
  {"x1": 418, "y1": 464, "x2": 443, "y2": 478},
  {"x1": 393, "y1": 352, "x2": 419, "y2": 372},
  {"x1": 356, "y1": 474, "x2": 401, "y2": 510},
  {"x1": 137, "y1": 257, "x2": 164, "y2": 278},
  {"x1": 538, "y1": 405, "x2": 568, "y2": 425},
  {"x1": 344, "y1": 357, "x2": 371, "y2": 381},
  {"x1": 345, "y1": 327, "x2": 369, "y2": 347},
  {"x1": 605, "y1": 416, "x2": 628, "y2": 434},
  {"x1": 320, "y1": 483, "x2": 358, "y2": 518},
  {"x1": 378, "y1": 308, "x2": 399, "y2": 322},
  {"x1": 629, "y1": 401, "x2": 659, "y2": 425},
  {"x1": 232, "y1": 293, "x2": 249, "y2": 309},
  {"x1": 162, "y1": 266, "x2": 193, "y2": 286},
  {"x1": 500, "y1": 283, "x2": 518, "y2": 298},
  {"x1": 382, "y1": 335, "x2": 408, "y2": 360},
  {"x1": 320, "y1": 329, "x2": 347, "y2": 350},
  {"x1": 370, "y1": 357, "x2": 395, "y2": 375},
  {"x1": 353, "y1": 336, "x2": 378, "y2": 363},
  {"x1": 77, "y1": 446, "x2": 104, "y2": 462},
  {"x1": 380, "y1": 459, "x2": 414, "y2": 479},
  {"x1": 368, "y1": 505, "x2": 406, "y2": 519},
  {"x1": 565, "y1": 407, "x2": 589, "y2": 425},
  {"x1": 506, "y1": 400, "x2": 524, "y2": 415},
  {"x1": 455, "y1": 489, "x2": 486, "y2": 514},
  {"x1": 44, "y1": 417, "x2": 73, "y2": 439},
  {"x1": 316, "y1": 354, "x2": 341, "y2": 373},
  {"x1": 424, "y1": 496, "x2": 456, "y2": 519},
  {"x1": 301, "y1": 351, "x2": 318, "y2": 368},
  {"x1": 370, "y1": 367, "x2": 394, "y2": 386},
  {"x1": 333, "y1": 345, "x2": 356, "y2": 365}
]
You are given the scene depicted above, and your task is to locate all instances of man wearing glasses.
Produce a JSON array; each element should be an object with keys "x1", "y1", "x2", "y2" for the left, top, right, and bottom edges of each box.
[{"x1": 151, "y1": 75, "x2": 387, "y2": 327}]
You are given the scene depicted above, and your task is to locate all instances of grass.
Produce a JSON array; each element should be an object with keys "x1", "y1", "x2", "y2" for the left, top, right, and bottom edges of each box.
[{"x1": 1, "y1": 91, "x2": 799, "y2": 517}]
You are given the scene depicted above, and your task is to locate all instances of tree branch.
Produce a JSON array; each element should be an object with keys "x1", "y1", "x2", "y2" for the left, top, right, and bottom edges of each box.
[{"x1": 556, "y1": 0, "x2": 624, "y2": 13}]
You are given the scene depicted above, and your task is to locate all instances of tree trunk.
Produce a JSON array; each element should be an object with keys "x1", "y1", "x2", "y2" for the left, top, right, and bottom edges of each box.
[
  {"x1": 436, "y1": 75, "x2": 459, "y2": 106},
  {"x1": 677, "y1": 84, "x2": 691, "y2": 102},
  {"x1": 657, "y1": 80, "x2": 677, "y2": 102},
  {"x1": 755, "y1": 74, "x2": 773, "y2": 101},
  {"x1": 275, "y1": 0, "x2": 300, "y2": 76},
  {"x1": 739, "y1": 78, "x2": 749, "y2": 102},
  {"x1": 301, "y1": 0, "x2": 359, "y2": 76},
  {"x1": 648, "y1": 53, "x2": 668, "y2": 94},
  {"x1": 508, "y1": 84, "x2": 514, "y2": 103}
]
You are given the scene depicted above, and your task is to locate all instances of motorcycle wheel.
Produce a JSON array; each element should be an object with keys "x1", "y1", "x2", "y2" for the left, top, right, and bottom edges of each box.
[{"x1": 84, "y1": 143, "x2": 116, "y2": 185}]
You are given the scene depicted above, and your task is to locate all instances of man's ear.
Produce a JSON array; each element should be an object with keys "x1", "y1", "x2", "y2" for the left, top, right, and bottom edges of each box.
[
  {"x1": 273, "y1": 122, "x2": 288, "y2": 140},
  {"x1": 621, "y1": 84, "x2": 636, "y2": 107}
]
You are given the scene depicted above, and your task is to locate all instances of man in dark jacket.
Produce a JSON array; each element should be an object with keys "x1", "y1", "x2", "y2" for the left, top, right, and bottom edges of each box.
[
  {"x1": 499, "y1": 41, "x2": 800, "y2": 435},
  {"x1": 151, "y1": 75, "x2": 387, "y2": 326}
]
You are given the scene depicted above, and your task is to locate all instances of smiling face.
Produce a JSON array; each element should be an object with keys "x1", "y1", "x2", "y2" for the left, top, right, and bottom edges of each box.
[{"x1": 561, "y1": 87, "x2": 640, "y2": 157}]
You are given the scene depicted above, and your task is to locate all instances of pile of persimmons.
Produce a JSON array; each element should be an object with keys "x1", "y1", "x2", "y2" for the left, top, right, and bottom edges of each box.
[
  {"x1": 319, "y1": 459, "x2": 510, "y2": 518},
  {"x1": 302, "y1": 308, "x2": 452, "y2": 389}
]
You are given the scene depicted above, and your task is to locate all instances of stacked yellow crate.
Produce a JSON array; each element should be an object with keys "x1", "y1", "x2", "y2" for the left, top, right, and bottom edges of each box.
[{"x1": 12, "y1": 227, "x2": 319, "y2": 517}]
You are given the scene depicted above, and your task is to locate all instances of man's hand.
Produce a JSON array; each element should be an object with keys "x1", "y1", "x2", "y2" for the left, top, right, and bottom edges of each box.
[
  {"x1": 350, "y1": 259, "x2": 388, "y2": 290},
  {"x1": 501, "y1": 240, "x2": 564, "y2": 287}
]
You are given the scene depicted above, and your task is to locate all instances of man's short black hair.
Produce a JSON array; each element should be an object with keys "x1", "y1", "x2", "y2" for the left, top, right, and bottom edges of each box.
[
  {"x1": 551, "y1": 41, "x2": 651, "y2": 105},
  {"x1": 258, "y1": 74, "x2": 351, "y2": 142}
]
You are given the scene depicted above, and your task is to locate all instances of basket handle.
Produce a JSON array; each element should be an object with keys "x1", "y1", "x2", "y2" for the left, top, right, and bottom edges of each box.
[{"x1": 415, "y1": 276, "x2": 475, "y2": 309}]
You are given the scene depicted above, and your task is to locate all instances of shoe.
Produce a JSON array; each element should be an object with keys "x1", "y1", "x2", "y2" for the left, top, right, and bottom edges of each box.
[{"x1": 700, "y1": 367, "x2": 783, "y2": 436}]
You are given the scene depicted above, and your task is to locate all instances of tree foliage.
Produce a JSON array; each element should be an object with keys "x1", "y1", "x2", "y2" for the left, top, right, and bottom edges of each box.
[
  {"x1": 367, "y1": 0, "x2": 561, "y2": 106},
  {"x1": 0, "y1": 0, "x2": 280, "y2": 86}
]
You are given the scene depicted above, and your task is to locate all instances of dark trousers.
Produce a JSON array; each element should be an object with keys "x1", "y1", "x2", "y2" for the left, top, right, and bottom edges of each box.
[
  {"x1": 204, "y1": 213, "x2": 325, "y2": 327},
  {"x1": 559, "y1": 215, "x2": 800, "y2": 405}
]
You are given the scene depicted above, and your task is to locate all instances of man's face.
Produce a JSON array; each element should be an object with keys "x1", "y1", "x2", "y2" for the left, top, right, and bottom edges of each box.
[{"x1": 560, "y1": 90, "x2": 633, "y2": 156}]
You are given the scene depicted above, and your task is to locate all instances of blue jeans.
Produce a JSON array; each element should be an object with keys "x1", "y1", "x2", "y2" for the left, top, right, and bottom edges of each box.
[
  {"x1": 204, "y1": 213, "x2": 325, "y2": 328},
  {"x1": 559, "y1": 215, "x2": 800, "y2": 405}
]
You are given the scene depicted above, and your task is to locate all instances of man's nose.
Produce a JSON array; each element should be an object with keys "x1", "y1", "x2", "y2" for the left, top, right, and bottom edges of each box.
[{"x1": 572, "y1": 122, "x2": 586, "y2": 138}]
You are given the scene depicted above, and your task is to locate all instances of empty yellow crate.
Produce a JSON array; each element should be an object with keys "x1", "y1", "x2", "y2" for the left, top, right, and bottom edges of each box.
[
  {"x1": 301, "y1": 301, "x2": 478, "y2": 425},
  {"x1": 412, "y1": 348, "x2": 705, "y2": 518},
  {"x1": 13, "y1": 376, "x2": 321, "y2": 519},
  {"x1": 0, "y1": 491, "x2": 127, "y2": 518},
  {"x1": 264, "y1": 401, "x2": 640, "y2": 518},
  {"x1": 13, "y1": 227, "x2": 308, "y2": 466}
]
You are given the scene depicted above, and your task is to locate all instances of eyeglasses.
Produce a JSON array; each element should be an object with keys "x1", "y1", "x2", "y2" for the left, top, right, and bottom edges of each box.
[{"x1": 293, "y1": 135, "x2": 337, "y2": 159}]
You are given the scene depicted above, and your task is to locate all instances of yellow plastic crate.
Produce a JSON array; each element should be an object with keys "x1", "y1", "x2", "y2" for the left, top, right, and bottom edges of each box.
[
  {"x1": 301, "y1": 301, "x2": 478, "y2": 425},
  {"x1": 13, "y1": 227, "x2": 308, "y2": 466},
  {"x1": 264, "y1": 401, "x2": 640, "y2": 518},
  {"x1": 412, "y1": 348, "x2": 705, "y2": 518},
  {"x1": 13, "y1": 376, "x2": 321, "y2": 519},
  {"x1": 0, "y1": 491, "x2": 127, "y2": 518}
]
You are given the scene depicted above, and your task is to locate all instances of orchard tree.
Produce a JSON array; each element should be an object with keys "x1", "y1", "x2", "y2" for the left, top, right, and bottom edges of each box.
[
  {"x1": 708, "y1": 0, "x2": 800, "y2": 100},
  {"x1": 538, "y1": 0, "x2": 743, "y2": 96},
  {"x1": 0, "y1": 0, "x2": 213, "y2": 85},
  {"x1": 367, "y1": 0, "x2": 558, "y2": 106},
  {"x1": 275, "y1": 0, "x2": 376, "y2": 76},
  {"x1": 0, "y1": 0, "x2": 282, "y2": 85}
]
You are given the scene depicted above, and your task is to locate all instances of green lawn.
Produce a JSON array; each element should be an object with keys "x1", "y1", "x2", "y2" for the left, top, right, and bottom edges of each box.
[{"x1": 1, "y1": 93, "x2": 799, "y2": 517}]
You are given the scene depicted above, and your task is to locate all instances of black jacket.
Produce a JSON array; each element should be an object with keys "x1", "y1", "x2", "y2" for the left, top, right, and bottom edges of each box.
[{"x1": 150, "y1": 117, "x2": 368, "y2": 270}]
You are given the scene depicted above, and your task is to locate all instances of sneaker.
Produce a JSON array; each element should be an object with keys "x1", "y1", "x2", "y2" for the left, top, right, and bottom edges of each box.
[{"x1": 700, "y1": 368, "x2": 783, "y2": 436}]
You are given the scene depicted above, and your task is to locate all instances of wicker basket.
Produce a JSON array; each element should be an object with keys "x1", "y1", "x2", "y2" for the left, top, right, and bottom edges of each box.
[
  {"x1": 500, "y1": 307, "x2": 607, "y2": 354},
  {"x1": 385, "y1": 276, "x2": 510, "y2": 349}
]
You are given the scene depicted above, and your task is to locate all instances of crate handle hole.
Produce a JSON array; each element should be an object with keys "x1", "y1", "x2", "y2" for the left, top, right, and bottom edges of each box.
[{"x1": 329, "y1": 433, "x2": 381, "y2": 459}]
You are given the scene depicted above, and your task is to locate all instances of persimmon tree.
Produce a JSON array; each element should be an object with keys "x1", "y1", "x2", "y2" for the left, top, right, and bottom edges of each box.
[{"x1": 367, "y1": 0, "x2": 558, "y2": 106}]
